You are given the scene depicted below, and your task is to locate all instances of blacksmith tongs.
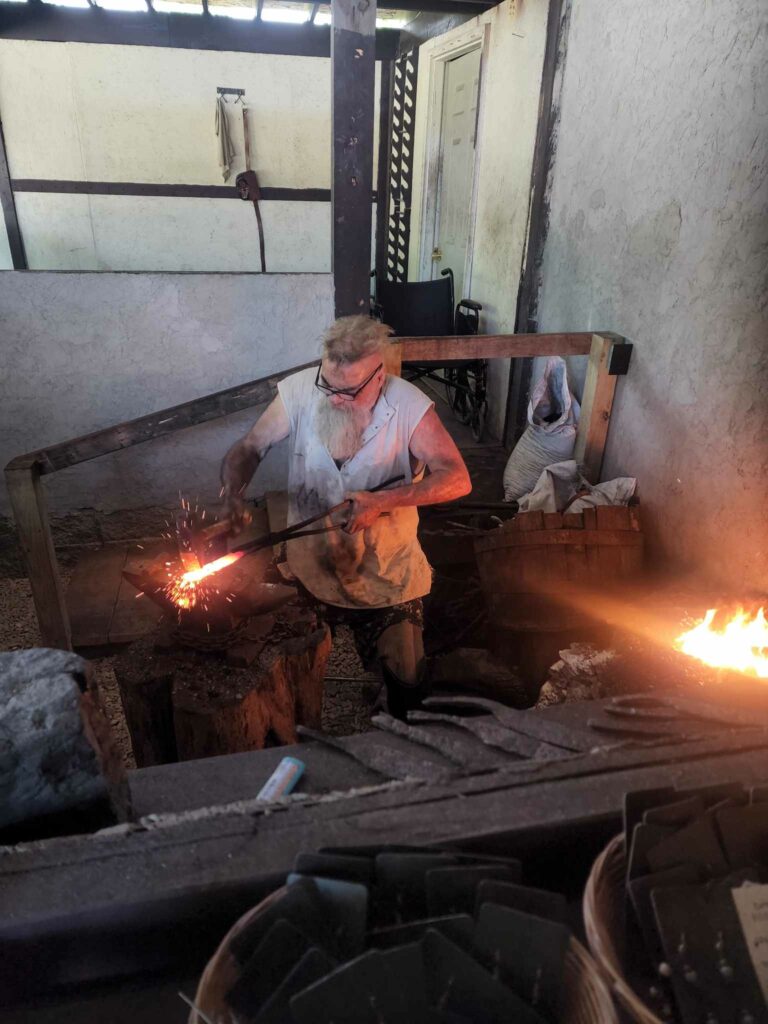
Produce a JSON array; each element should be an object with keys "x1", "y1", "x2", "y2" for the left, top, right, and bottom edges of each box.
[{"x1": 230, "y1": 474, "x2": 406, "y2": 557}]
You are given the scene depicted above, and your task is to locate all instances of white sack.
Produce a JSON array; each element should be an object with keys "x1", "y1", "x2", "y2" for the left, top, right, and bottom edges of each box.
[
  {"x1": 517, "y1": 459, "x2": 637, "y2": 513},
  {"x1": 503, "y1": 358, "x2": 580, "y2": 502}
]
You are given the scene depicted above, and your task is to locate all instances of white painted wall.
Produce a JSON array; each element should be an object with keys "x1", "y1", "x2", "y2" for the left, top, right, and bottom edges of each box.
[
  {"x1": 536, "y1": 0, "x2": 768, "y2": 591},
  {"x1": 408, "y1": 0, "x2": 550, "y2": 439},
  {"x1": 0, "y1": 271, "x2": 334, "y2": 515},
  {"x1": 0, "y1": 41, "x2": 380, "y2": 272}
]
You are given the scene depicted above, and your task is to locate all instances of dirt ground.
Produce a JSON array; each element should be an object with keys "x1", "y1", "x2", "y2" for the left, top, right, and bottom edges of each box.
[{"x1": 0, "y1": 574, "x2": 378, "y2": 772}]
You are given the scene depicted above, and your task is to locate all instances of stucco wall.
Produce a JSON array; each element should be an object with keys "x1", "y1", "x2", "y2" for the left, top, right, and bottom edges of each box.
[
  {"x1": 408, "y1": 0, "x2": 550, "y2": 439},
  {"x1": 0, "y1": 41, "x2": 380, "y2": 272},
  {"x1": 0, "y1": 271, "x2": 334, "y2": 518},
  {"x1": 536, "y1": 0, "x2": 768, "y2": 589}
]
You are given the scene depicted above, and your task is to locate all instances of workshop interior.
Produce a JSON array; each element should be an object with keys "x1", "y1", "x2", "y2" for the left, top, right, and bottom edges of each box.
[{"x1": 1, "y1": 0, "x2": 767, "y2": 1021}]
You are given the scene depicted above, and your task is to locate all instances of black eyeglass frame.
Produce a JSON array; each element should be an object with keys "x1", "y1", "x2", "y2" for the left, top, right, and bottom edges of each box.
[{"x1": 314, "y1": 362, "x2": 383, "y2": 401}]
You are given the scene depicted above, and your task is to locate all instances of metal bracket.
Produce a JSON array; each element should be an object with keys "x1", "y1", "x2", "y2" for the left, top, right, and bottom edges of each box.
[
  {"x1": 217, "y1": 87, "x2": 245, "y2": 99},
  {"x1": 609, "y1": 341, "x2": 633, "y2": 375}
]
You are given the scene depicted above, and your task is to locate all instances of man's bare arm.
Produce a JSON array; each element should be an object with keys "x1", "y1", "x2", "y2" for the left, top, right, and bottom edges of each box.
[
  {"x1": 344, "y1": 407, "x2": 471, "y2": 533},
  {"x1": 220, "y1": 394, "x2": 290, "y2": 527}
]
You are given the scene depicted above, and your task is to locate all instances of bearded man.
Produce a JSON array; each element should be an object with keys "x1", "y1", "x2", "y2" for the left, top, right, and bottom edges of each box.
[{"x1": 221, "y1": 315, "x2": 471, "y2": 717}]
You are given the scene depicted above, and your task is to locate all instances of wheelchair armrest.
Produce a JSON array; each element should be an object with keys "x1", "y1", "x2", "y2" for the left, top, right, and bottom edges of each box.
[{"x1": 458, "y1": 298, "x2": 482, "y2": 312}]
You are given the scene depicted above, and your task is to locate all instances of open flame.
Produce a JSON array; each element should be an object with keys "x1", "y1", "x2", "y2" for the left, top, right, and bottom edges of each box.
[
  {"x1": 674, "y1": 608, "x2": 768, "y2": 679},
  {"x1": 165, "y1": 552, "x2": 244, "y2": 610}
]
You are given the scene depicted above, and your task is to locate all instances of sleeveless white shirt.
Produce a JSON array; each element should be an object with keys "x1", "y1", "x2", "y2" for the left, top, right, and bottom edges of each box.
[{"x1": 276, "y1": 367, "x2": 434, "y2": 608}]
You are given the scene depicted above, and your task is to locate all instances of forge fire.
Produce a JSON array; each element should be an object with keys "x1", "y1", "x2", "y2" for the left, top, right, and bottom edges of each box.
[
  {"x1": 165, "y1": 552, "x2": 245, "y2": 610},
  {"x1": 675, "y1": 607, "x2": 768, "y2": 679}
]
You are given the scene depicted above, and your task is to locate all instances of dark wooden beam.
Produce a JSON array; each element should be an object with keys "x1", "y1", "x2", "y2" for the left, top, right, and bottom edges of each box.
[
  {"x1": 5, "y1": 360, "x2": 320, "y2": 478},
  {"x1": 0, "y1": 118, "x2": 26, "y2": 270},
  {"x1": 374, "y1": 57, "x2": 393, "y2": 277},
  {"x1": 0, "y1": 5, "x2": 401, "y2": 58},
  {"x1": 310, "y1": 1, "x2": 321, "y2": 22},
  {"x1": 331, "y1": 0, "x2": 377, "y2": 317},
  {"x1": 504, "y1": 0, "x2": 568, "y2": 448},
  {"x1": 11, "y1": 179, "x2": 374, "y2": 203}
]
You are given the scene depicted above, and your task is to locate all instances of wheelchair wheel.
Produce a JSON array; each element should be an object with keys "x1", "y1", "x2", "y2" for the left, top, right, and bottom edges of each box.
[{"x1": 445, "y1": 368, "x2": 473, "y2": 425}]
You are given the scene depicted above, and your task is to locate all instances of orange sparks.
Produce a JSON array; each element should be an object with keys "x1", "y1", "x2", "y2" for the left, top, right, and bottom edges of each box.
[
  {"x1": 674, "y1": 608, "x2": 768, "y2": 679},
  {"x1": 166, "y1": 552, "x2": 244, "y2": 610}
]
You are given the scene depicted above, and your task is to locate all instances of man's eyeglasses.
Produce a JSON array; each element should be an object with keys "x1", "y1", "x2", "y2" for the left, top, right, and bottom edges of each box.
[{"x1": 314, "y1": 363, "x2": 383, "y2": 401}]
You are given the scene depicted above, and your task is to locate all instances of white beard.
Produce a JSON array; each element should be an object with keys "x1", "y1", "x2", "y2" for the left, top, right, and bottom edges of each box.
[{"x1": 315, "y1": 400, "x2": 364, "y2": 461}]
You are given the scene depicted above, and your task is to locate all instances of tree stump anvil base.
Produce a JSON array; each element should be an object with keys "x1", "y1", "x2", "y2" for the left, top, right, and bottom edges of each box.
[{"x1": 114, "y1": 606, "x2": 331, "y2": 767}]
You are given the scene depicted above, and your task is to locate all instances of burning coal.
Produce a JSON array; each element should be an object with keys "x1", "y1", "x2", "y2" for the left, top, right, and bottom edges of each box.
[{"x1": 674, "y1": 608, "x2": 768, "y2": 679}]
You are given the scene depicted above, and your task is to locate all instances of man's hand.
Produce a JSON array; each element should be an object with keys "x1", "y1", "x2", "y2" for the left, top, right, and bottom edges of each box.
[
  {"x1": 221, "y1": 482, "x2": 252, "y2": 535},
  {"x1": 220, "y1": 394, "x2": 291, "y2": 535},
  {"x1": 343, "y1": 490, "x2": 388, "y2": 534}
]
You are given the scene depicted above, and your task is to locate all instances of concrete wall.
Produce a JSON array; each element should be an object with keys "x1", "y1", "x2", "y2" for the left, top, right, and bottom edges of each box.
[
  {"x1": 0, "y1": 41, "x2": 380, "y2": 272},
  {"x1": 408, "y1": 0, "x2": 550, "y2": 439},
  {"x1": 536, "y1": 0, "x2": 768, "y2": 590},
  {"x1": 0, "y1": 271, "x2": 333, "y2": 522}
]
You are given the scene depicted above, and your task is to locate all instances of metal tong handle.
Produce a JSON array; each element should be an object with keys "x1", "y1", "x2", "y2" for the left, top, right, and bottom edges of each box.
[
  {"x1": 279, "y1": 473, "x2": 406, "y2": 535},
  {"x1": 231, "y1": 474, "x2": 406, "y2": 556}
]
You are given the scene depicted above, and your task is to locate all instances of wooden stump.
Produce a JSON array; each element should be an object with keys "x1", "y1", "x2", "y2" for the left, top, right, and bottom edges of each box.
[
  {"x1": 114, "y1": 611, "x2": 331, "y2": 767},
  {"x1": 0, "y1": 648, "x2": 125, "y2": 829}
]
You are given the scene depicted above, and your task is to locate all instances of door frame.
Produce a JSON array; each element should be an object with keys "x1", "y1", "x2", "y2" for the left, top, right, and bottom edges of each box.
[{"x1": 416, "y1": 22, "x2": 489, "y2": 298}]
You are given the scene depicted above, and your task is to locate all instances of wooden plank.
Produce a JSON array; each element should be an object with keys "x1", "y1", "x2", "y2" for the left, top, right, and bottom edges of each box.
[
  {"x1": 562, "y1": 512, "x2": 583, "y2": 530},
  {"x1": 595, "y1": 505, "x2": 630, "y2": 530},
  {"x1": 108, "y1": 542, "x2": 169, "y2": 645},
  {"x1": 4, "y1": 465, "x2": 71, "y2": 650},
  {"x1": 5, "y1": 360, "x2": 318, "y2": 476},
  {"x1": 582, "y1": 507, "x2": 597, "y2": 530},
  {"x1": 331, "y1": 0, "x2": 377, "y2": 317},
  {"x1": 515, "y1": 511, "x2": 544, "y2": 531},
  {"x1": 543, "y1": 512, "x2": 563, "y2": 530},
  {"x1": 392, "y1": 332, "x2": 594, "y2": 363},
  {"x1": 67, "y1": 544, "x2": 128, "y2": 648},
  {"x1": 476, "y1": 529, "x2": 643, "y2": 551},
  {"x1": 574, "y1": 333, "x2": 623, "y2": 483},
  {"x1": 0, "y1": 117, "x2": 26, "y2": 269}
]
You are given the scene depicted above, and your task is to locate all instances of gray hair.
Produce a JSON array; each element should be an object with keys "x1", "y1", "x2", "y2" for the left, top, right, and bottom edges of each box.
[{"x1": 322, "y1": 315, "x2": 394, "y2": 365}]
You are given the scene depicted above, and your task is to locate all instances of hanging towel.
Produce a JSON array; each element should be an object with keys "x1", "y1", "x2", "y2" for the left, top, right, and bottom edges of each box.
[{"x1": 215, "y1": 96, "x2": 236, "y2": 182}]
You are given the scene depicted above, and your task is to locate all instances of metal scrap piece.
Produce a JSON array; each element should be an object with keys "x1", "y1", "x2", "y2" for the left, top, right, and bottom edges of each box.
[
  {"x1": 408, "y1": 710, "x2": 572, "y2": 761},
  {"x1": 610, "y1": 693, "x2": 757, "y2": 728},
  {"x1": 297, "y1": 726, "x2": 455, "y2": 783},
  {"x1": 371, "y1": 713, "x2": 511, "y2": 771},
  {"x1": 423, "y1": 695, "x2": 596, "y2": 752}
]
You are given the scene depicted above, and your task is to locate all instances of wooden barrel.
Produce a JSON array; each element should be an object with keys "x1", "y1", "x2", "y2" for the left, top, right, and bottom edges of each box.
[{"x1": 474, "y1": 505, "x2": 643, "y2": 632}]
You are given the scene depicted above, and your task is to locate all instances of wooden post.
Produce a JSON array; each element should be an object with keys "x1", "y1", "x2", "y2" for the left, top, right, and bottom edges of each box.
[
  {"x1": 5, "y1": 462, "x2": 72, "y2": 650},
  {"x1": 331, "y1": 0, "x2": 377, "y2": 318},
  {"x1": 573, "y1": 333, "x2": 623, "y2": 484},
  {"x1": 0, "y1": 117, "x2": 27, "y2": 270}
]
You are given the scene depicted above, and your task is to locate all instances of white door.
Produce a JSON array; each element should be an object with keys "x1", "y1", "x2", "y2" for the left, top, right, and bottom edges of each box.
[{"x1": 432, "y1": 47, "x2": 481, "y2": 304}]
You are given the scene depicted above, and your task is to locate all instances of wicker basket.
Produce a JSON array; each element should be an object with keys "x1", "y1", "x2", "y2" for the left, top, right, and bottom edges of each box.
[
  {"x1": 188, "y1": 885, "x2": 620, "y2": 1024},
  {"x1": 583, "y1": 833, "x2": 664, "y2": 1024}
]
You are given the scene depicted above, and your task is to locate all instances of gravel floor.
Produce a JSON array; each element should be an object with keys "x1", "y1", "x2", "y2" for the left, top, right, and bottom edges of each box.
[{"x1": 0, "y1": 575, "x2": 377, "y2": 774}]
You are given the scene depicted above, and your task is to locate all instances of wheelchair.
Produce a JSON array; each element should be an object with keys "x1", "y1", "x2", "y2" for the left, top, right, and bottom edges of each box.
[{"x1": 371, "y1": 269, "x2": 487, "y2": 441}]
